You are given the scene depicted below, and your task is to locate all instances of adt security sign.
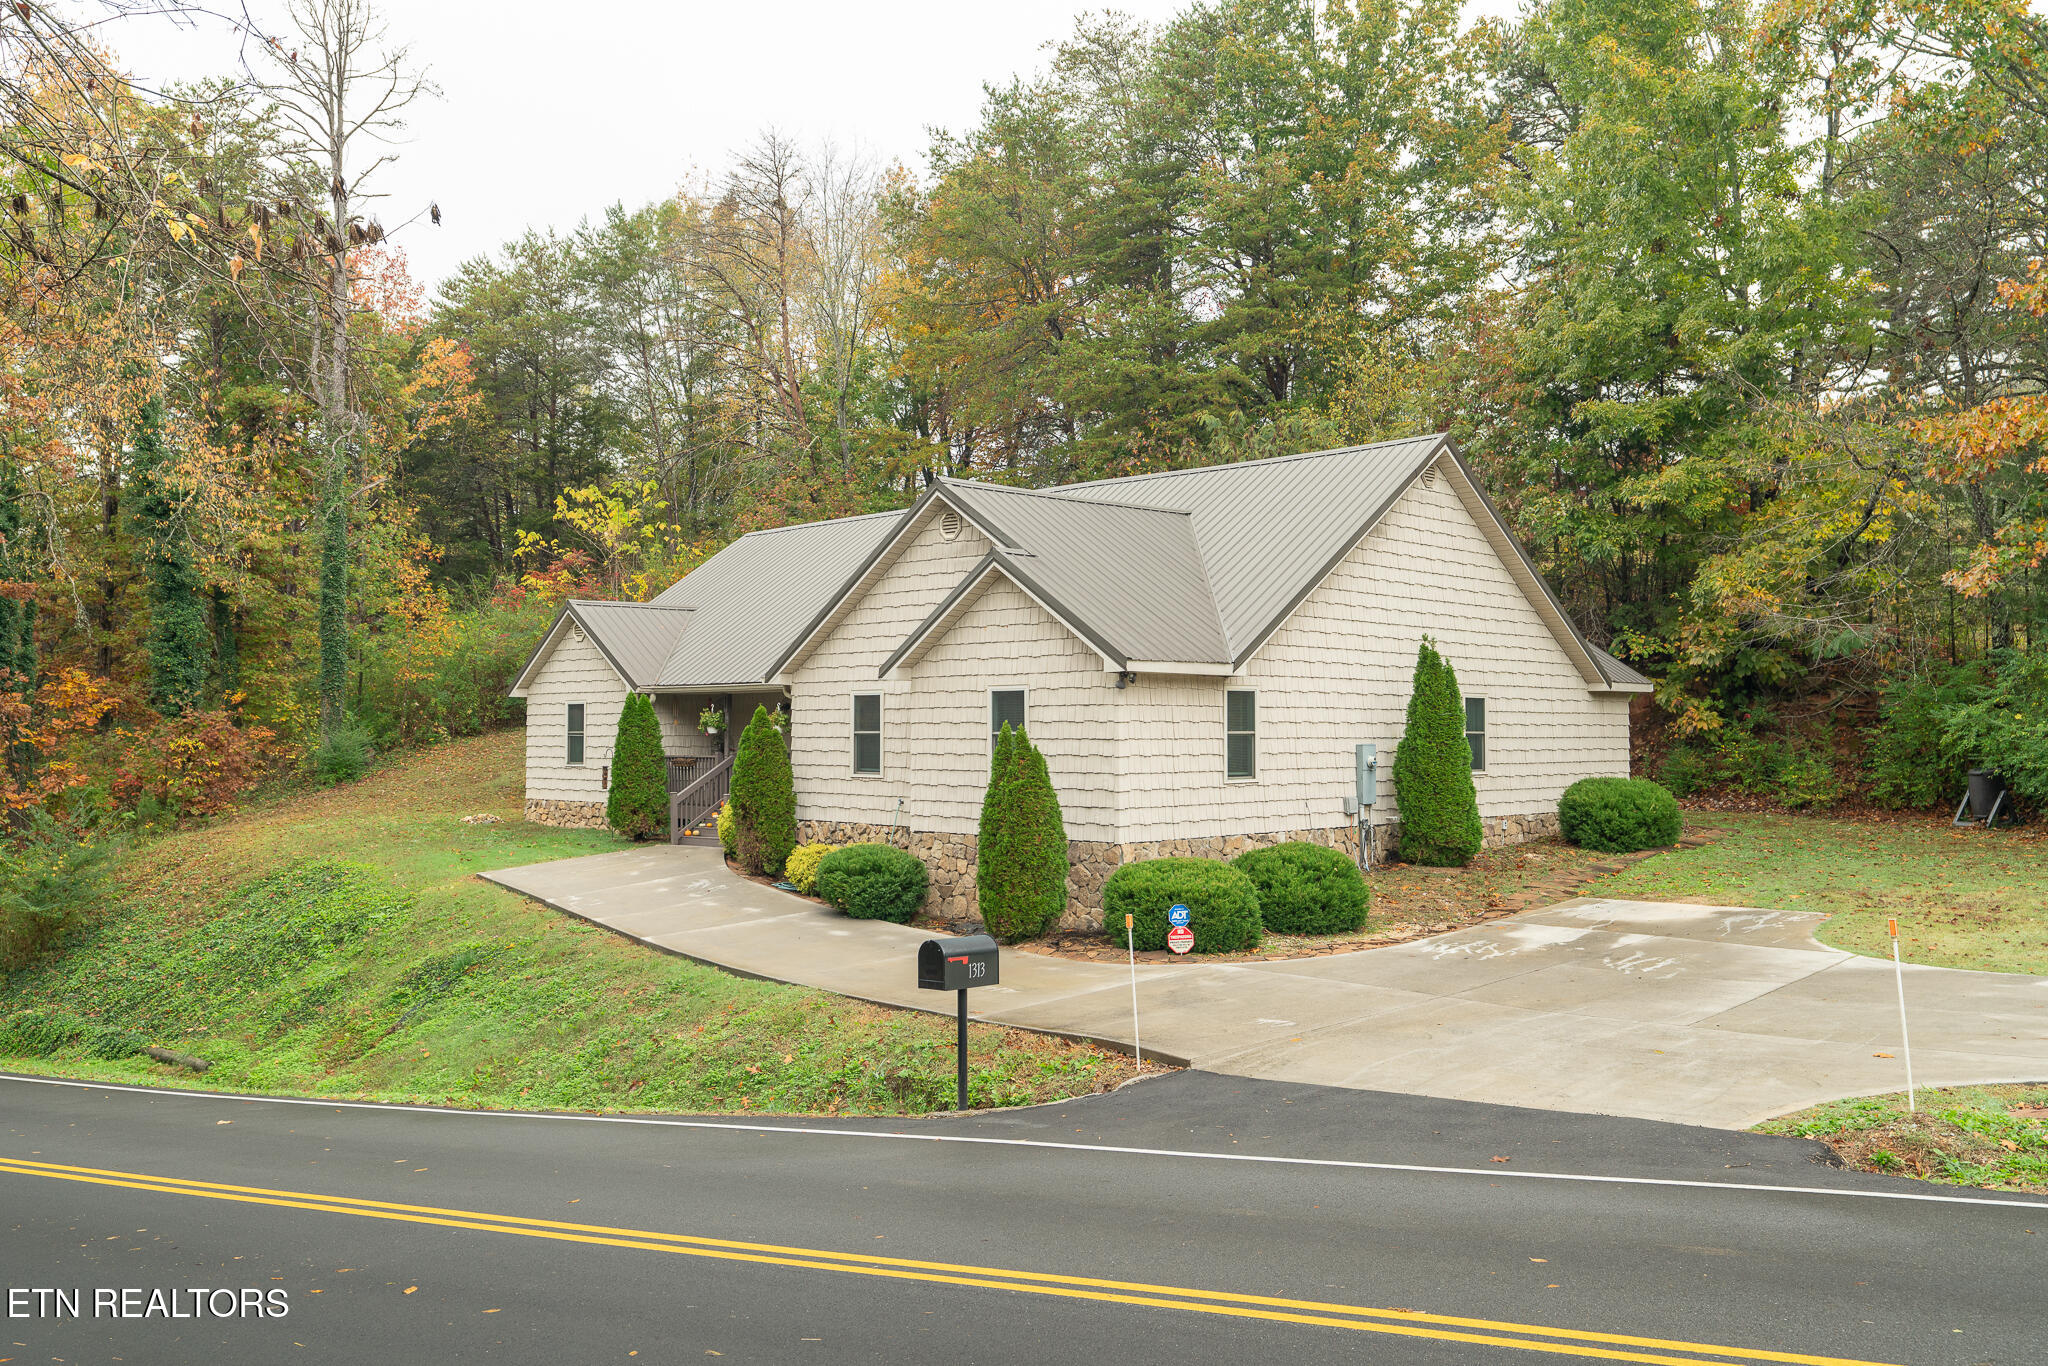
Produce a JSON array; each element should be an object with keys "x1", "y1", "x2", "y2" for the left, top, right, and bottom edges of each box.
[{"x1": 1166, "y1": 903, "x2": 1193, "y2": 954}]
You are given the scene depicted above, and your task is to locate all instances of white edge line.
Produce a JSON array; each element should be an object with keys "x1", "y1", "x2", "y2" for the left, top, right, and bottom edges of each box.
[{"x1": 6, "y1": 1072, "x2": 2044, "y2": 1213}]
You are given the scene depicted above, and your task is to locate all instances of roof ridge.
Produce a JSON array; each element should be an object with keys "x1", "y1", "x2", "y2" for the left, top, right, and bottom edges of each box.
[
  {"x1": 735, "y1": 509, "x2": 903, "y2": 538},
  {"x1": 940, "y1": 477, "x2": 1194, "y2": 517},
  {"x1": 1056, "y1": 433, "x2": 1445, "y2": 490}
]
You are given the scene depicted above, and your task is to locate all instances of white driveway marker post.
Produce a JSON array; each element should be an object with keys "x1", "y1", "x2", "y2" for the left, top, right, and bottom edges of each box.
[
  {"x1": 1126, "y1": 913, "x2": 1142, "y2": 1068},
  {"x1": 1889, "y1": 918, "x2": 1916, "y2": 1113}
]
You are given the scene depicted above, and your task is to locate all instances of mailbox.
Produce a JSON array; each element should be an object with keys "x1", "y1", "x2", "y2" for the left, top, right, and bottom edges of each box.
[{"x1": 918, "y1": 934, "x2": 1000, "y2": 992}]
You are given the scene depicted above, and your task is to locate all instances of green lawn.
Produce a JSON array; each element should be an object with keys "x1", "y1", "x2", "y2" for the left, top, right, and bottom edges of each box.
[
  {"x1": 0, "y1": 731, "x2": 1144, "y2": 1114},
  {"x1": 1758, "y1": 1084, "x2": 2048, "y2": 1193},
  {"x1": 1591, "y1": 813, "x2": 2048, "y2": 974}
]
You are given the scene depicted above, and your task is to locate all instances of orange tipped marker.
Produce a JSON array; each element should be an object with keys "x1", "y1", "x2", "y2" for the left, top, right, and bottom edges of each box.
[{"x1": 1888, "y1": 918, "x2": 1898, "y2": 937}]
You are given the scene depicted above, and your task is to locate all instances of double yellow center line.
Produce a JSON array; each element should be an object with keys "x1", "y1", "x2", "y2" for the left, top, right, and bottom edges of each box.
[{"x1": 0, "y1": 1155, "x2": 1898, "y2": 1366}]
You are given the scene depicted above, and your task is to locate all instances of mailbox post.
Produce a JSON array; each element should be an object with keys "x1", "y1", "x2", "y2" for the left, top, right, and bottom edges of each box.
[{"x1": 917, "y1": 934, "x2": 1000, "y2": 1110}]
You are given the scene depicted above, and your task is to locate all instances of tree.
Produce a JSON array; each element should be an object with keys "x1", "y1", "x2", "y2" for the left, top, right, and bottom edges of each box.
[
  {"x1": 976, "y1": 723, "x2": 1070, "y2": 941},
  {"x1": 730, "y1": 703, "x2": 795, "y2": 875},
  {"x1": 129, "y1": 397, "x2": 211, "y2": 716},
  {"x1": 605, "y1": 693, "x2": 667, "y2": 840},
  {"x1": 1393, "y1": 637, "x2": 1482, "y2": 866}
]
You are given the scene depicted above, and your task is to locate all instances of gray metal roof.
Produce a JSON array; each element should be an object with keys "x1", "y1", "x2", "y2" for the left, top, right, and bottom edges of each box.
[
  {"x1": 1049, "y1": 434, "x2": 1449, "y2": 664},
  {"x1": 937, "y1": 481, "x2": 1229, "y2": 664},
  {"x1": 539, "y1": 433, "x2": 1654, "y2": 695},
  {"x1": 564, "y1": 601, "x2": 694, "y2": 689},
  {"x1": 646, "y1": 511, "x2": 898, "y2": 688}
]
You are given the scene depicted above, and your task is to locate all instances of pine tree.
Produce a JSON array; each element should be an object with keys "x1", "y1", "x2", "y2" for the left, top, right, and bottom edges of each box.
[
  {"x1": 606, "y1": 693, "x2": 668, "y2": 840},
  {"x1": 1393, "y1": 637, "x2": 1483, "y2": 867},
  {"x1": 976, "y1": 727, "x2": 1069, "y2": 942},
  {"x1": 731, "y1": 703, "x2": 796, "y2": 875},
  {"x1": 129, "y1": 398, "x2": 211, "y2": 717}
]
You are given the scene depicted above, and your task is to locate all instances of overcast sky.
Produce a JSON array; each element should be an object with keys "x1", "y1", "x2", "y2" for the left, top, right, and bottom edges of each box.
[{"x1": 113, "y1": 0, "x2": 1519, "y2": 294}]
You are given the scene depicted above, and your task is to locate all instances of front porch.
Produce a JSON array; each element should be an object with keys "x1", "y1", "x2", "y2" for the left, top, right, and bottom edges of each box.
[{"x1": 653, "y1": 690, "x2": 786, "y2": 844}]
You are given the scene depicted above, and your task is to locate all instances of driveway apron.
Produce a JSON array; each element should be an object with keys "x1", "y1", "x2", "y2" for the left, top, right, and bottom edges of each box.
[{"x1": 482, "y1": 845, "x2": 2048, "y2": 1129}]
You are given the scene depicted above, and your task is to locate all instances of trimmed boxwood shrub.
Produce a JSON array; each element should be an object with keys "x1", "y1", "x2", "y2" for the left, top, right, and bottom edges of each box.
[
  {"x1": 1232, "y1": 842, "x2": 1369, "y2": 936},
  {"x1": 816, "y1": 843, "x2": 929, "y2": 923},
  {"x1": 1100, "y1": 858, "x2": 1261, "y2": 954},
  {"x1": 1558, "y1": 777, "x2": 1682, "y2": 852},
  {"x1": 783, "y1": 842, "x2": 838, "y2": 895},
  {"x1": 1393, "y1": 637, "x2": 1483, "y2": 866}
]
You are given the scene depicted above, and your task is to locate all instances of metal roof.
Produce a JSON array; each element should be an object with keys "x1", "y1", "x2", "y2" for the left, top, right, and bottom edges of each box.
[
  {"x1": 645, "y1": 511, "x2": 899, "y2": 688},
  {"x1": 537, "y1": 433, "x2": 1655, "y2": 696},
  {"x1": 936, "y1": 481, "x2": 1230, "y2": 665}
]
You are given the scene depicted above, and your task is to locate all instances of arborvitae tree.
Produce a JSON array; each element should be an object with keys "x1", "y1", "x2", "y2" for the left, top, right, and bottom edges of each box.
[
  {"x1": 606, "y1": 693, "x2": 668, "y2": 840},
  {"x1": 731, "y1": 703, "x2": 796, "y2": 875},
  {"x1": 129, "y1": 398, "x2": 212, "y2": 716},
  {"x1": 1393, "y1": 637, "x2": 1483, "y2": 867},
  {"x1": 977, "y1": 726, "x2": 1069, "y2": 942}
]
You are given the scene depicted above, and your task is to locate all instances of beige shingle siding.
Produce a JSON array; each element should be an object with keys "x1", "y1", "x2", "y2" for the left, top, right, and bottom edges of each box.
[
  {"x1": 523, "y1": 629, "x2": 628, "y2": 801},
  {"x1": 900, "y1": 576, "x2": 1118, "y2": 841},
  {"x1": 1114, "y1": 476, "x2": 1629, "y2": 842},
  {"x1": 788, "y1": 511, "x2": 996, "y2": 826}
]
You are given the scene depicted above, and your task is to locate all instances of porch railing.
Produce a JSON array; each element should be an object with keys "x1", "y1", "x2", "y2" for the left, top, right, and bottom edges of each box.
[{"x1": 668, "y1": 753, "x2": 735, "y2": 843}]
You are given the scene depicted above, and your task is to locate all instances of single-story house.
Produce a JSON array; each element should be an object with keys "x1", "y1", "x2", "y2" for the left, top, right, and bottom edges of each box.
[{"x1": 508, "y1": 434, "x2": 1650, "y2": 924}]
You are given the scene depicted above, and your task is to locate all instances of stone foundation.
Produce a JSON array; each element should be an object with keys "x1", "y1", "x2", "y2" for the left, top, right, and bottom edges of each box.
[{"x1": 525, "y1": 798, "x2": 608, "y2": 830}]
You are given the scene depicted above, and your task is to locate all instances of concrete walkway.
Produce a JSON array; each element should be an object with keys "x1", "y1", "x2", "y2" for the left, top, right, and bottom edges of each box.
[{"x1": 482, "y1": 845, "x2": 2048, "y2": 1129}]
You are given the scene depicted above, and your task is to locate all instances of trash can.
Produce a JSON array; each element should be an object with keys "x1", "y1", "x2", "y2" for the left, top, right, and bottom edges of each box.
[{"x1": 1966, "y1": 768, "x2": 2007, "y2": 821}]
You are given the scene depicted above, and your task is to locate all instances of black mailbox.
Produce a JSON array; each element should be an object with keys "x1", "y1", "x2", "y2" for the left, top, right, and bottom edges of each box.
[{"x1": 918, "y1": 934, "x2": 1000, "y2": 992}]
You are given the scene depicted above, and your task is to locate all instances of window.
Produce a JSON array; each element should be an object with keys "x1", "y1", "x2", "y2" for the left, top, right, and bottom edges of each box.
[
  {"x1": 1465, "y1": 697, "x2": 1486, "y2": 772},
  {"x1": 852, "y1": 694, "x2": 882, "y2": 775},
  {"x1": 566, "y1": 703, "x2": 585, "y2": 765},
  {"x1": 990, "y1": 689, "x2": 1026, "y2": 749},
  {"x1": 1226, "y1": 690, "x2": 1256, "y2": 780}
]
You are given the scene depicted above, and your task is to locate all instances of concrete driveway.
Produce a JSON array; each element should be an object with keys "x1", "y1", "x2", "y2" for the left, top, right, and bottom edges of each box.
[{"x1": 483, "y1": 846, "x2": 2048, "y2": 1129}]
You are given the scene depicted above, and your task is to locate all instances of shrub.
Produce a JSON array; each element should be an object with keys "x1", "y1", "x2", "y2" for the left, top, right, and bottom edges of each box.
[
  {"x1": 112, "y1": 709, "x2": 279, "y2": 818},
  {"x1": 1392, "y1": 637, "x2": 1483, "y2": 866},
  {"x1": 0, "y1": 812, "x2": 115, "y2": 969},
  {"x1": 783, "y1": 842, "x2": 838, "y2": 895},
  {"x1": 731, "y1": 704, "x2": 796, "y2": 876},
  {"x1": 1655, "y1": 745, "x2": 1709, "y2": 799},
  {"x1": 1232, "y1": 842, "x2": 1368, "y2": 936},
  {"x1": 976, "y1": 723, "x2": 1069, "y2": 942},
  {"x1": 1937, "y1": 650, "x2": 2048, "y2": 810},
  {"x1": 1100, "y1": 858, "x2": 1261, "y2": 953},
  {"x1": 1867, "y1": 669, "x2": 1977, "y2": 810},
  {"x1": 81, "y1": 1023, "x2": 146, "y2": 1060},
  {"x1": 1558, "y1": 777, "x2": 1682, "y2": 853},
  {"x1": 312, "y1": 716, "x2": 374, "y2": 786},
  {"x1": 606, "y1": 692, "x2": 668, "y2": 840},
  {"x1": 816, "y1": 843, "x2": 929, "y2": 923},
  {"x1": 715, "y1": 799, "x2": 736, "y2": 855}
]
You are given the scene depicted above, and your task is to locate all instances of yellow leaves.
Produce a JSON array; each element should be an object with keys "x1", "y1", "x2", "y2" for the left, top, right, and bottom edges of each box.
[{"x1": 228, "y1": 255, "x2": 245, "y2": 282}]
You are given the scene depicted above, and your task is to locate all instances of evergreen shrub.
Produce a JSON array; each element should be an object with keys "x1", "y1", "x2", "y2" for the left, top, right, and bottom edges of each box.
[
  {"x1": 715, "y1": 800, "x2": 736, "y2": 856},
  {"x1": 606, "y1": 693, "x2": 668, "y2": 840},
  {"x1": 1392, "y1": 637, "x2": 1483, "y2": 866},
  {"x1": 1100, "y1": 858, "x2": 1261, "y2": 953},
  {"x1": 731, "y1": 704, "x2": 796, "y2": 875},
  {"x1": 783, "y1": 842, "x2": 838, "y2": 895},
  {"x1": 975, "y1": 723, "x2": 1069, "y2": 942},
  {"x1": 1232, "y1": 841, "x2": 1368, "y2": 936},
  {"x1": 1558, "y1": 777, "x2": 1682, "y2": 852},
  {"x1": 815, "y1": 843, "x2": 929, "y2": 922}
]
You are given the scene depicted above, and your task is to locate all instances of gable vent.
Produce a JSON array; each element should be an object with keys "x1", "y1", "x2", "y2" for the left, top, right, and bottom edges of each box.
[
  {"x1": 939, "y1": 508, "x2": 963, "y2": 541},
  {"x1": 1420, "y1": 463, "x2": 1438, "y2": 489}
]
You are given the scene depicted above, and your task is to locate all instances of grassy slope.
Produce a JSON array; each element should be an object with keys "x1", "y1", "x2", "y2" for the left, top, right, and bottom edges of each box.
[
  {"x1": 1759, "y1": 1084, "x2": 2048, "y2": 1194},
  {"x1": 1590, "y1": 813, "x2": 2048, "y2": 974},
  {"x1": 0, "y1": 731, "x2": 1141, "y2": 1114}
]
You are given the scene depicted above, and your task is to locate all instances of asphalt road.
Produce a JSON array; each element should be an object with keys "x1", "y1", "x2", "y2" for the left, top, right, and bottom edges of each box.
[{"x1": 2, "y1": 1071, "x2": 2043, "y2": 1366}]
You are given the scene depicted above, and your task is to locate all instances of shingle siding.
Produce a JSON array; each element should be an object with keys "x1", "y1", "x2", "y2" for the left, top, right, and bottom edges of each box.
[
  {"x1": 1114, "y1": 475, "x2": 1630, "y2": 842},
  {"x1": 523, "y1": 630, "x2": 629, "y2": 801}
]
